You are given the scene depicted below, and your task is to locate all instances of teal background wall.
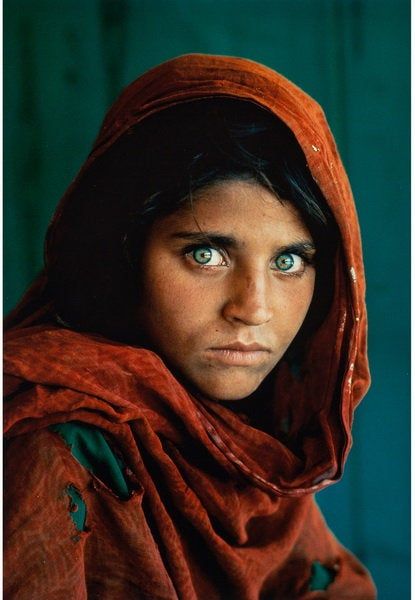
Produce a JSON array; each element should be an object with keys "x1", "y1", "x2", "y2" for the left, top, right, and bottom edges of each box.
[{"x1": 4, "y1": 1, "x2": 410, "y2": 597}]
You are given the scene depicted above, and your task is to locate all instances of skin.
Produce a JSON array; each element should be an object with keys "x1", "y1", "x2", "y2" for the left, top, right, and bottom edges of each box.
[{"x1": 139, "y1": 179, "x2": 316, "y2": 402}]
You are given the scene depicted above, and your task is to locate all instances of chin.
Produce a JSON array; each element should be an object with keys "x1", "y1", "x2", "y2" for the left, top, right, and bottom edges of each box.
[
  {"x1": 167, "y1": 358, "x2": 274, "y2": 403},
  {"x1": 195, "y1": 375, "x2": 265, "y2": 403}
]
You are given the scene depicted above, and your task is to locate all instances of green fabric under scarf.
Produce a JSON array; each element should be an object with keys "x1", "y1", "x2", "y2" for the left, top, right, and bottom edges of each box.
[
  {"x1": 309, "y1": 560, "x2": 335, "y2": 591},
  {"x1": 52, "y1": 422, "x2": 335, "y2": 590},
  {"x1": 50, "y1": 421, "x2": 131, "y2": 501},
  {"x1": 65, "y1": 484, "x2": 87, "y2": 532}
]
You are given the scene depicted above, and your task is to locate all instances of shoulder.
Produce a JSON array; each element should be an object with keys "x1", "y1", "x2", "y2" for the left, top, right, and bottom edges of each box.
[
  {"x1": 4, "y1": 428, "x2": 90, "y2": 599},
  {"x1": 5, "y1": 426, "x2": 88, "y2": 495},
  {"x1": 4, "y1": 426, "x2": 175, "y2": 600},
  {"x1": 5, "y1": 427, "x2": 92, "y2": 537}
]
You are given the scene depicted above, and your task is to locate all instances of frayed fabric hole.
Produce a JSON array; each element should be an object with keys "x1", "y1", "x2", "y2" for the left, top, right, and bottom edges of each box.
[
  {"x1": 308, "y1": 560, "x2": 336, "y2": 591},
  {"x1": 66, "y1": 484, "x2": 87, "y2": 532}
]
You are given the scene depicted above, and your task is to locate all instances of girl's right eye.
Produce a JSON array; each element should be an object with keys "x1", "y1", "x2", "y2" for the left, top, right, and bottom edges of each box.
[{"x1": 188, "y1": 246, "x2": 227, "y2": 266}]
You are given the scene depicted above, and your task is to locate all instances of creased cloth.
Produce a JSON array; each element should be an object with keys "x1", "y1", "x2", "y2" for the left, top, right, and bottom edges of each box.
[{"x1": 4, "y1": 54, "x2": 375, "y2": 599}]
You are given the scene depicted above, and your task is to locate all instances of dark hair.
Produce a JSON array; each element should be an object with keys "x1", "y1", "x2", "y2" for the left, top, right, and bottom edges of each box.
[{"x1": 47, "y1": 98, "x2": 338, "y2": 350}]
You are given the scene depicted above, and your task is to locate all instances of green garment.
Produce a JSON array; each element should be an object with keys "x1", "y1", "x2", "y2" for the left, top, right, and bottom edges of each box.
[{"x1": 50, "y1": 421, "x2": 132, "y2": 530}]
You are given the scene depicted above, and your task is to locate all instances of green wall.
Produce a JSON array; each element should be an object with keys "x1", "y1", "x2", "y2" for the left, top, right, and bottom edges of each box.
[{"x1": 4, "y1": 1, "x2": 410, "y2": 597}]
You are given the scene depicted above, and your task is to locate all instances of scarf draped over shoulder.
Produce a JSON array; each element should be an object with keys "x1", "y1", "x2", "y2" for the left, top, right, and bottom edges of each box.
[{"x1": 4, "y1": 54, "x2": 375, "y2": 599}]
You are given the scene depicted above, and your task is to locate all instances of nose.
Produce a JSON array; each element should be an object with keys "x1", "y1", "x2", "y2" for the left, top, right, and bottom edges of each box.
[{"x1": 222, "y1": 269, "x2": 273, "y2": 326}]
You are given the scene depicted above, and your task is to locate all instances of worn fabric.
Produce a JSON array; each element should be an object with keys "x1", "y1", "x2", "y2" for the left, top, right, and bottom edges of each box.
[{"x1": 4, "y1": 54, "x2": 375, "y2": 599}]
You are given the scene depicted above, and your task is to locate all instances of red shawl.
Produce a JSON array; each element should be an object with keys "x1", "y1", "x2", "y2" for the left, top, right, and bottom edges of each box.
[{"x1": 4, "y1": 54, "x2": 375, "y2": 599}]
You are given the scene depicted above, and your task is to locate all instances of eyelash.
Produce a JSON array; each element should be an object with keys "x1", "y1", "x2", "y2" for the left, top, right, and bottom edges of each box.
[
  {"x1": 183, "y1": 245, "x2": 229, "y2": 268},
  {"x1": 271, "y1": 252, "x2": 315, "y2": 277},
  {"x1": 182, "y1": 244, "x2": 315, "y2": 276}
]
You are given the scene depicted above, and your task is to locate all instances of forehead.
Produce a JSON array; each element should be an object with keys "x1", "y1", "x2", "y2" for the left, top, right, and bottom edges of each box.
[{"x1": 157, "y1": 179, "x2": 312, "y2": 243}]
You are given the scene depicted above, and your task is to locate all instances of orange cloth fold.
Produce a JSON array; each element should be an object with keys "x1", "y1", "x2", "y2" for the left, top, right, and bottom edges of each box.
[{"x1": 4, "y1": 54, "x2": 375, "y2": 599}]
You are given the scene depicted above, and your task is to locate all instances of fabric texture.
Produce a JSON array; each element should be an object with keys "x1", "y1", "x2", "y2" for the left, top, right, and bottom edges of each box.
[
  {"x1": 4, "y1": 54, "x2": 375, "y2": 599},
  {"x1": 50, "y1": 421, "x2": 132, "y2": 500}
]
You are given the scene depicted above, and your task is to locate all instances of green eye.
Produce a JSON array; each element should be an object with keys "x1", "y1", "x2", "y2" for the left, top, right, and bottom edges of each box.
[
  {"x1": 193, "y1": 247, "x2": 213, "y2": 264},
  {"x1": 186, "y1": 245, "x2": 227, "y2": 267},
  {"x1": 273, "y1": 253, "x2": 305, "y2": 274},
  {"x1": 275, "y1": 253, "x2": 295, "y2": 271}
]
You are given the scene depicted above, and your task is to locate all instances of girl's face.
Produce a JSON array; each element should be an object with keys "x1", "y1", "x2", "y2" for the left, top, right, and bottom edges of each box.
[{"x1": 139, "y1": 180, "x2": 316, "y2": 401}]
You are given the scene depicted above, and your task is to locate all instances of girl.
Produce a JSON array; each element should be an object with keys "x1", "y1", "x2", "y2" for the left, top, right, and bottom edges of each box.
[{"x1": 4, "y1": 54, "x2": 376, "y2": 599}]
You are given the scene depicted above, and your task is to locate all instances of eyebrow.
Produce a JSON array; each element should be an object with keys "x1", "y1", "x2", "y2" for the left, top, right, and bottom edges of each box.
[
  {"x1": 170, "y1": 231, "x2": 316, "y2": 254},
  {"x1": 171, "y1": 231, "x2": 238, "y2": 248}
]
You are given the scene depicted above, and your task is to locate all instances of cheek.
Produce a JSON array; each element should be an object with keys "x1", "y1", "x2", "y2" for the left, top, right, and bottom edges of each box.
[
  {"x1": 299, "y1": 274, "x2": 316, "y2": 315},
  {"x1": 139, "y1": 267, "x2": 212, "y2": 346},
  {"x1": 279, "y1": 275, "x2": 315, "y2": 337}
]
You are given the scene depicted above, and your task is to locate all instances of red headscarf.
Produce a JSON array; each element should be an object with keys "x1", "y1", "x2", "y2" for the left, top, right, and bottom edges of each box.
[{"x1": 4, "y1": 54, "x2": 374, "y2": 598}]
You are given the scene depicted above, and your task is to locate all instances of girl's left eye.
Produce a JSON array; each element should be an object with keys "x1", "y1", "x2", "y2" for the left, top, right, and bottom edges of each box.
[
  {"x1": 189, "y1": 246, "x2": 226, "y2": 266},
  {"x1": 272, "y1": 253, "x2": 304, "y2": 274}
]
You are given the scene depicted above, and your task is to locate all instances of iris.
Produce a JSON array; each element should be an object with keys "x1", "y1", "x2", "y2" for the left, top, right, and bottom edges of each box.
[
  {"x1": 191, "y1": 247, "x2": 225, "y2": 266},
  {"x1": 193, "y1": 247, "x2": 213, "y2": 264},
  {"x1": 275, "y1": 253, "x2": 295, "y2": 271}
]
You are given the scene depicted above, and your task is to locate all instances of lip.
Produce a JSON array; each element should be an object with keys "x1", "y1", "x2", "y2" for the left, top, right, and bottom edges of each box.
[
  {"x1": 206, "y1": 342, "x2": 271, "y2": 366},
  {"x1": 214, "y1": 341, "x2": 270, "y2": 352}
]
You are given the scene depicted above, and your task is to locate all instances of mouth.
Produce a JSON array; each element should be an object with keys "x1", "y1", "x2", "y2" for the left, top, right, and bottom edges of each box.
[{"x1": 205, "y1": 342, "x2": 271, "y2": 367}]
